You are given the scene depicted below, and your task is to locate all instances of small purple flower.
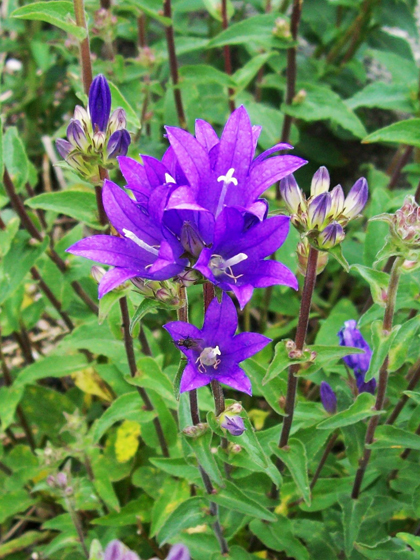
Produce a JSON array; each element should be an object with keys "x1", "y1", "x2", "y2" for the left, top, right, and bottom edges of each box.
[
  {"x1": 67, "y1": 120, "x2": 89, "y2": 151},
  {"x1": 338, "y1": 320, "x2": 376, "y2": 394},
  {"x1": 56, "y1": 138, "x2": 72, "y2": 159},
  {"x1": 104, "y1": 540, "x2": 140, "y2": 560},
  {"x1": 308, "y1": 192, "x2": 331, "y2": 229},
  {"x1": 166, "y1": 544, "x2": 190, "y2": 560},
  {"x1": 320, "y1": 381, "x2": 337, "y2": 414},
  {"x1": 343, "y1": 178, "x2": 368, "y2": 220},
  {"x1": 221, "y1": 415, "x2": 246, "y2": 436},
  {"x1": 164, "y1": 294, "x2": 270, "y2": 395},
  {"x1": 280, "y1": 174, "x2": 304, "y2": 214},
  {"x1": 107, "y1": 129, "x2": 131, "y2": 159},
  {"x1": 89, "y1": 74, "x2": 111, "y2": 132},
  {"x1": 318, "y1": 221, "x2": 345, "y2": 249}
]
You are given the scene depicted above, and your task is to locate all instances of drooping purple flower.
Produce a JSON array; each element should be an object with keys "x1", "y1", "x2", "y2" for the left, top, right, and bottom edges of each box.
[
  {"x1": 194, "y1": 207, "x2": 298, "y2": 308},
  {"x1": 338, "y1": 320, "x2": 376, "y2": 394},
  {"x1": 320, "y1": 381, "x2": 337, "y2": 414},
  {"x1": 89, "y1": 74, "x2": 111, "y2": 132},
  {"x1": 66, "y1": 180, "x2": 188, "y2": 297},
  {"x1": 107, "y1": 129, "x2": 131, "y2": 159},
  {"x1": 166, "y1": 544, "x2": 190, "y2": 560},
  {"x1": 221, "y1": 415, "x2": 246, "y2": 436},
  {"x1": 343, "y1": 178, "x2": 368, "y2": 220},
  {"x1": 164, "y1": 294, "x2": 270, "y2": 395}
]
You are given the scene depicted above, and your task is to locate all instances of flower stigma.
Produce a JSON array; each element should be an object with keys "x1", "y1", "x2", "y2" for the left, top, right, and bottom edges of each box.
[
  {"x1": 122, "y1": 228, "x2": 159, "y2": 256},
  {"x1": 209, "y1": 253, "x2": 248, "y2": 282},
  {"x1": 196, "y1": 346, "x2": 221, "y2": 373},
  {"x1": 216, "y1": 168, "x2": 238, "y2": 216}
]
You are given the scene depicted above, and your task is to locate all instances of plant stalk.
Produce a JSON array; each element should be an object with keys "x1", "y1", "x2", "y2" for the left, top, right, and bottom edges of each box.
[
  {"x1": 386, "y1": 358, "x2": 420, "y2": 426},
  {"x1": 351, "y1": 257, "x2": 403, "y2": 499},
  {"x1": 221, "y1": 0, "x2": 235, "y2": 113},
  {"x1": 73, "y1": 0, "x2": 93, "y2": 95}
]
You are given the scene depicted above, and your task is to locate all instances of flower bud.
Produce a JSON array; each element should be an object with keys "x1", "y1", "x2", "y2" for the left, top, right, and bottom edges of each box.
[
  {"x1": 177, "y1": 269, "x2": 199, "y2": 287},
  {"x1": 229, "y1": 443, "x2": 242, "y2": 454},
  {"x1": 108, "y1": 108, "x2": 127, "y2": 133},
  {"x1": 73, "y1": 105, "x2": 90, "y2": 131},
  {"x1": 225, "y1": 402, "x2": 243, "y2": 414},
  {"x1": 343, "y1": 178, "x2": 368, "y2": 220},
  {"x1": 297, "y1": 239, "x2": 328, "y2": 276},
  {"x1": 107, "y1": 130, "x2": 131, "y2": 159},
  {"x1": 46, "y1": 475, "x2": 56, "y2": 488},
  {"x1": 67, "y1": 119, "x2": 89, "y2": 151},
  {"x1": 320, "y1": 381, "x2": 337, "y2": 414},
  {"x1": 92, "y1": 131, "x2": 106, "y2": 152},
  {"x1": 280, "y1": 175, "x2": 304, "y2": 214},
  {"x1": 308, "y1": 192, "x2": 331, "y2": 229},
  {"x1": 155, "y1": 285, "x2": 180, "y2": 306},
  {"x1": 91, "y1": 266, "x2": 106, "y2": 283},
  {"x1": 166, "y1": 544, "x2": 190, "y2": 560},
  {"x1": 183, "y1": 423, "x2": 208, "y2": 438},
  {"x1": 329, "y1": 184, "x2": 345, "y2": 217},
  {"x1": 131, "y1": 277, "x2": 156, "y2": 298},
  {"x1": 317, "y1": 221, "x2": 345, "y2": 249},
  {"x1": 56, "y1": 472, "x2": 68, "y2": 488},
  {"x1": 310, "y1": 166, "x2": 330, "y2": 197},
  {"x1": 221, "y1": 415, "x2": 246, "y2": 436},
  {"x1": 272, "y1": 17, "x2": 291, "y2": 38},
  {"x1": 56, "y1": 139, "x2": 72, "y2": 160},
  {"x1": 89, "y1": 74, "x2": 111, "y2": 132},
  {"x1": 180, "y1": 222, "x2": 205, "y2": 258}
]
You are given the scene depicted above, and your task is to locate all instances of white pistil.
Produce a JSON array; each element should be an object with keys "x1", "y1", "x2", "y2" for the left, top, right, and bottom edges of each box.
[
  {"x1": 123, "y1": 228, "x2": 159, "y2": 256},
  {"x1": 165, "y1": 173, "x2": 176, "y2": 184},
  {"x1": 223, "y1": 253, "x2": 248, "y2": 268},
  {"x1": 196, "y1": 346, "x2": 221, "y2": 373},
  {"x1": 216, "y1": 167, "x2": 238, "y2": 217},
  {"x1": 210, "y1": 253, "x2": 248, "y2": 283}
]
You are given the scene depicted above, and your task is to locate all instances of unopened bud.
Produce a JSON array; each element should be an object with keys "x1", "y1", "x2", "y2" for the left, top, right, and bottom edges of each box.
[
  {"x1": 177, "y1": 269, "x2": 199, "y2": 287},
  {"x1": 221, "y1": 415, "x2": 246, "y2": 437},
  {"x1": 343, "y1": 178, "x2": 368, "y2": 220},
  {"x1": 89, "y1": 74, "x2": 111, "y2": 132},
  {"x1": 292, "y1": 89, "x2": 307, "y2": 104},
  {"x1": 329, "y1": 184, "x2": 345, "y2": 217},
  {"x1": 229, "y1": 443, "x2": 242, "y2": 454},
  {"x1": 288, "y1": 349, "x2": 303, "y2": 359},
  {"x1": 91, "y1": 266, "x2": 106, "y2": 283},
  {"x1": 280, "y1": 175, "x2": 304, "y2": 215},
  {"x1": 317, "y1": 221, "x2": 345, "y2": 249},
  {"x1": 93, "y1": 131, "x2": 106, "y2": 151},
  {"x1": 320, "y1": 381, "x2": 337, "y2": 414},
  {"x1": 183, "y1": 423, "x2": 208, "y2": 438},
  {"x1": 310, "y1": 166, "x2": 330, "y2": 197},
  {"x1": 56, "y1": 138, "x2": 72, "y2": 160},
  {"x1": 308, "y1": 192, "x2": 332, "y2": 229},
  {"x1": 225, "y1": 402, "x2": 243, "y2": 414},
  {"x1": 107, "y1": 129, "x2": 131, "y2": 159},
  {"x1": 272, "y1": 17, "x2": 291, "y2": 38},
  {"x1": 67, "y1": 120, "x2": 89, "y2": 151},
  {"x1": 108, "y1": 108, "x2": 127, "y2": 133},
  {"x1": 73, "y1": 106, "x2": 90, "y2": 131}
]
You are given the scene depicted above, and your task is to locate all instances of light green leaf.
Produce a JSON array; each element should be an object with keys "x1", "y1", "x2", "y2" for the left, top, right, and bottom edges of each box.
[
  {"x1": 363, "y1": 118, "x2": 420, "y2": 148},
  {"x1": 317, "y1": 392, "x2": 384, "y2": 430},
  {"x1": 11, "y1": 2, "x2": 86, "y2": 41},
  {"x1": 3, "y1": 128, "x2": 29, "y2": 192},
  {"x1": 270, "y1": 439, "x2": 310, "y2": 506},
  {"x1": 15, "y1": 355, "x2": 89, "y2": 387},
  {"x1": 123, "y1": 0, "x2": 171, "y2": 25},
  {"x1": 368, "y1": 425, "x2": 420, "y2": 451},
  {"x1": 0, "y1": 531, "x2": 50, "y2": 557},
  {"x1": 99, "y1": 290, "x2": 128, "y2": 325},
  {"x1": 243, "y1": 359, "x2": 286, "y2": 416},
  {"x1": 328, "y1": 243, "x2": 350, "y2": 271},
  {"x1": 150, "y1": 479, "x2": 190, "y2": 537},
  {"x1": 250, "y1": 517, "x2": 310, "y2": 560},
  {"x1": 0, "y1": 490, "x2": 35, "y2": 523},
  {"x1": 180, "y1": 65, "x2": 236, "y2": 87},
  {"x1": 108, "y1": 82, "x2": 140, "y2": 130},
  {"x1": 0, "y1": 385, "x2": 24, "y2": 430},
  {"x1": 157, "y1": 497, "x2": 209, "y2": 545},
  {"x1": 91, "y1": 454, "x2": 120, "y2": 512},
  {"x1": 351, "y1": 265, "x2": 389, "y2": 308},
  {"x1": 346, "y1": 82, "x2": 415, "y2": 113},
  {"x1": 129, "y1": 299, "x2": 161, "y2": 335},
  {"x1": 0, "y1": 217, "x2": 20, "y2": 258},
  {"x1": 365, "y1": 321, "x2": 400, "y2": 382},
  {"x1": 339, "y1": 494, "x2": 373, "y2": 557},
  {"x1": 125, "y1": 357, "x2": 177, "y2": 407},
  {"x1": 264, "y1": 340, "x2": 312, "y2": 384},
  {"x1": 202, "y1": 0, "x2": 234, "y2": 21},
  {"x1": 211, "y1": 480, "x2": 276, "y2": 522},
  {"x1": 388, "y1": 315, "x2": 420, "y2": 372},
  {"x1": 208, "y1": 14, "x2": 287, "y2": 49},
  {"x1": 26, "y1": 191, "x2": 101, "y2": 229},
  {"x1": 184, "y1": 427, "x2": 224, "y2": 487}
]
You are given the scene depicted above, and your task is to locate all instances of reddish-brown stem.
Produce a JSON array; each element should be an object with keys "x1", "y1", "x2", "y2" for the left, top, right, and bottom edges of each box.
[
  {"x1": 13, "y1": 329, "x2": 35, "y2": 365},
  {"x1": 221, "y1": 0, "x2": 235, "y2": 113},
  {"x1": 95, "y1": 183, "x2": 107, "y2": 227},
  {"x1": 137, "y1": 13, "x2": 146, "y2": 48},
  {"x1": 386, "y1": 359, "x2": 420, "y2": 426},
  {"x1": 163, "y1": 0, "x2": 187, "y2": 129},
  {"x1": 25, "y1": 183, "x2": 47, "y2": 229},
  {"x1": 388, "y1": 146, "x2": 414, "y2": 191},
  {"x1": 30, "y1": 267, "x2": 74, "y2": 330},
  {"x1": 73, "y1": 0, "x2": 93, "y2": 94},
  {"x1": 351, "y1": 257, "x2": 403, "y2": 499}
]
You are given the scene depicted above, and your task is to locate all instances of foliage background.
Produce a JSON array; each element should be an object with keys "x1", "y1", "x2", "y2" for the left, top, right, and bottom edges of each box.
[{"x1": 2, "y1": 0, "x2": 420, "y2": 558}]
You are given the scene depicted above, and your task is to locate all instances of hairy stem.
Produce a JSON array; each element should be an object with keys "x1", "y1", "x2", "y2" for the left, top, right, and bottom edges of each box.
[
  {"x1": 30, "y1": 267, "x2": 74, "y2": 330},
  {"x1": 73, "y1": 0, "x2": 93, "y2": 94},
  {"x1": 270, "y1": 246, "x2": 319, "y2": 499},
  {"x1": 351, "y1": 257, "x2": 403, "y2": 499},
  {"x1": 66, "y1": 497, "x2": 89, "y2": 558},
  {"x1": 163, "y1": 0, "x2": 187, "y2": 129}
]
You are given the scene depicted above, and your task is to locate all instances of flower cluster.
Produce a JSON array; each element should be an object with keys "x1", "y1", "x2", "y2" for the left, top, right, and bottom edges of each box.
[
  {"x1": 68, "y1": 105, "x2": 307, "y2": 307},
  {"x1": 338, "y1": 320, "x2": 376, "y2": 394},
  {"x1": 56, "y1": 75, "x2": 131, "y2": 183},
  {"x1": 164, "y1": 294, "x2": 270, "y2": 395},
  {"x1": 280, "y1": 166, "x2": 368, "y2": 251}
]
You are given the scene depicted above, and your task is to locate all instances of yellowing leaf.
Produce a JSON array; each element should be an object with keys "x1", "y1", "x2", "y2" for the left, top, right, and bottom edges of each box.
[
  {"x1": 248, "y1": 409, "x2": 270, "y2": 430},
  {"x1": 71, "y1": 367, "x2": 114, "y2": 402},
  {"x1": 115, "y1": 420, "x2": 141, "y2": 463}
]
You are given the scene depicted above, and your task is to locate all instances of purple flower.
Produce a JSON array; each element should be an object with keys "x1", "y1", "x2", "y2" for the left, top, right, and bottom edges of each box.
[
  {"x1": 280, "y1": 174, "x2": 304, "y2": 214},
  {"x1": 338, "y1": 320, "x2": 376, "y2": 394},
  {"x1": 318, "y1": 221, "x2": 345, "y2": 249},
  {"x1": 66, "y1": 180, "x2": 188, "y2": 298},
  {"x1": 310, "y1": 166, "x2": 330, "y2": 197},
  {"x1": 107, "y1": 129, "x2": 131, "y2": 159},
  {"x1": 320, "y1": 381, "x2": 337, "y2": 414},
  {"x1": 308, "y1": 192, "x2": 331, "y2": 229},
  {"x1": 166, "y1": 544, "x2": 190, "y2": 560},
  {"x1": 194, "y1": 207, "x2": 298, "y2": 308},
  {"x1": 164, "y1": 294, "x2": 270, "y2": 395},
  {"x1": 89, "y1": 74, "x2": 111, "y2": 132},
  {"x1": 221, "y1": 415, "x2": 246, "y2": 436},
  {"x1": 56, "y1": 138, "x2": 72, "y2": 159},
  {"x1": 67, "y1": 119, "x2": 89, "y2": 151},
  {"x1": 104, "y1": 540, "x2": 140, "y2": 560},
  {"x1": 343, "y1": 178, "x2": 368, "y2": 220}
]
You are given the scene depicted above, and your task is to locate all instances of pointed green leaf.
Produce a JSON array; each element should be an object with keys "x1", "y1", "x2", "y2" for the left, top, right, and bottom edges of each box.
[
  {"x1": 365, "y1": 321, "x2": 400, "y2": 382},
  {"x1": 129, "y1": 298, "x2": 162, "y2": 335},
  {"x1": 264, "y1": 340, "x2": 312, "y2": 384},
  {"x1": 339, "y1": 494, "x2": 373, "y2": 557},
  {"x1": 388, "y1": 315, "x2": 420, "y2": 372},
  {"x1": 211, "y1": 480, "x2": 276, "y2": 522},
  {"x1": 363, "y1": 118, "x2": 420, "y2": 148},
  {"x1": 250, "y1": 517, "x2": 310, "y2": 560},
  {"x1": 125, "y1": 357, "x2": 177, "y2": 407},
  {"x1": 26, "y1": 191, "x2": 101, "y2": 229},
  {"x1": 351, "y1": 265, "x2": 390, "y2": 307},
  {"x1": 317, "y1": 392, "x2": 384, "y2": 430},
  {"x1": 368, "y1": 425, "x2": 420, "y2": 451},
  {"x1": 184, "y1": 427, "x2": 224, "y2": 487},
  {"x1": 157, "y1": 497, "x2": 209, "y2": 545},
  {"x1": 3, "y1": 128, "x2": 30, "y2": 192},
  {"x1": 328, "y1": 244, "x2": 350, "y2": 271},
  {"x1": 270, "y1": 439, "x2": 310, "y2": 506}
]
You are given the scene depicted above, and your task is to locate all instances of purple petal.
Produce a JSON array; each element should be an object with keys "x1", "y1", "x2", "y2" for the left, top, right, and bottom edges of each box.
[
  {"x1": 251, "y1": 142, "x2": 293, "y2": 167},
  {"x1": 104, "y1": 540, "x2": 125, "y2": 560},
  {"x1": 217, "y1": 365, "x2": 252, "y2": 395},
  {"x1": 224, "y1": 332, "x2": 271, "y2": 362},
  {"x1": 251, "y1": 125, "x2": 262, "y2": 155},
  {"x1": 202, "y1": 293, "x2": 238, "y2": 342},
  {"x1": 118, "y1": 156, "x2": 152, "y2": 196},
  {"x1": 252, "y1": 260, "x2": 298, "y2": 290},
  {"x1": 141, "y1": 155, "x2": 171, "y2": 188},
  {"x1": 320, "y1": 381, "x2": 337, "y2": 414},
  {"x1": 230, "y1": 284, "x2": 254, "y2": 309},
  {"x1": 89, "y1": 74, "x2": 111, "y2": 132},
  {"x1": 107, "y1": 129, "x2": 131, "y2": 159},
  {"x1": 67, "y1": 236, "x2": 150, "y2": 269},
  {"x1": 215, "y1": 105, "x2": 253, "y2": 186},
  {"x1": 166, "y1": 544, "x2": 190, "y2": 560},
  {"x1": 147, "y1": 240, "x2": 187, "y2": 280},
  {"x1": 98, "y1": 267, "x2": 140, "y2": 298},
  {"x1": 165, "y1": 127, "x2": 211, "y2": 190},
  {"x1": 246, "y1": 155, "x2": 307, "y2": 204},
  {"x1": 180, "y1": 363, "x2": 212, "y2": 393},
  {"x1": 195, "y1": 119, "x2": 219, "y2": 152}
]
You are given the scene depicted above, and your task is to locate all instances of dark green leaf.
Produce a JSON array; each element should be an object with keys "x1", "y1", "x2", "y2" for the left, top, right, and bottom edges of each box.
[
  {"x1": 317, "y1": 393, "x2": 384, "y2": 430},
  {"x1": 211, "y1": 480, "x2": 276, "y2": 522},
  {"x1": 26, "y1": 191, "x2": 101, "y2": 229},
  {"x1": 363, "y1": 119, "x2": 420, "y2": 148},
  {"x1": 270, "y1": 439, "x2": 310, "y2": 506}
]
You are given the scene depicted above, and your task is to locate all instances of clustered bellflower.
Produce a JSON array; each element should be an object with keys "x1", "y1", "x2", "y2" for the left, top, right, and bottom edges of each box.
[
  {"x1": 338, "y1": 320, "x2": 376, "y2": 394},
  {"x1": 68, "y1": 105, "x2": 306, "y2": 307},
  {"x1": 56, "y1": 75, "x2": 131, "y2": 183},
  {"x1": 164, "y1": 294, "x2": 270, "y2": 395},
  {"x1": 320, "y1": 381, "x2": 337, "y2": 414}
]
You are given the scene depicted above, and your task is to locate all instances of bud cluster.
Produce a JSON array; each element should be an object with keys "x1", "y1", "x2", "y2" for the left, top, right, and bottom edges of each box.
[
  {"x1": 47, "y1": 472, "x2": 73, "y2": 495},
  {"x1": 56, "y1": 75, "x2": 131, "y2": 183},
  {"x1": 280, "y1": 166, "x2": 368, "y2": 251},
  {"x1": 389, "y1": 196, "x2": 420, "y2": 250}
]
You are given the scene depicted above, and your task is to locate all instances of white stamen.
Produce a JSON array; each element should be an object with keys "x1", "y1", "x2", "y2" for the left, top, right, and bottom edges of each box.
[
  {"x1": 209, "y1": 253, "x2": 248, "y2": 283},
  {"x1": 223, "y1": 253, "x2": 248, "y2": 268},
  {"x1": 123, "y1": 228, "x2": 159, "y2": 256},
  {"x1": 216, "y1": 167, "x2": 238, "y2": 216},
  {"x1": 165, "y1": 173, "x2": 176, "y2": 184}
]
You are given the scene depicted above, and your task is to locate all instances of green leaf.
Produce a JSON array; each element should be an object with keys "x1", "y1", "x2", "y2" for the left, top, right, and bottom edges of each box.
[
  {"x1": 388, "y1": 315, "x2": 420, "y2": 372},
  {"x1": 243, "y1": 359, "x2": 286, "y2": 416},
  {"x1": 264, "y1": 340, "x2": 312, "y2": 384},
  {"x1": 202, "y1": 0, "x2": 234, "y2": 21},
  {"x1": 184, "y1": 427, "x2": 224, "y2": 487},
  {"x1": 282, "y1": 83, "x2": 367, "y2": 138},
  {"x1": 365, "y1": 321, "x2": 400, "y2": 382},
  {"x1": 123, "y1": 0, "x2": 171, "y2": 25},
  {"x1": 346, "y1": 82, "x2": 416, "y2": 113},
  {"x1": 317, "y1": 392, "x2": 384, "y2": 430},
  {"x1": 150, "y1": 479, "x2": 190, "y2": 537},
  {"x1": 355, "y1": 537, "x2": 417, "y2": 559},
  {"x1": 250, "y1": 517, "x2": 310, "y2": 560},
  {"x1": 0, "y1": 232, "x2": 49, "y2": 304},
  {"x1": 363, "y1": 118, "x2": 420, "y2": 148},
  {"x1": 0, "y1": 490, "x2": 35, "y2": 523},
  {"x1": 0, "y1": 531, "x2": 50, "y2": 557},
  {"x1": 26, "y1": 191, "x2": 101, "y2": 229},
  {"x1": 91, "y1": 393, "x2": 155, "y2": 443},
  {"x1": 208, "y1": 14, "x2": 287, "y2": 49},
  {"x1": 129, "y1": 299, "x2": 161, "y2": 335},
  {"x1": 328, "y1": 243, "x2": 350, "y2": 271},
  {"x1": 91, "y1": 454, "x2": 120, "y2": 512},
  {"x1": 157, "y1": 497, "x2": 209, "y2": 545},
  {"x1": 339, "y1": 494, "x2": 373, "y2": 557},
  {"x1": 3, "y1": 128, "x2": 29, "y2": 192},
  {"x1": 125, "y1": 357, "x2": 177, "y2": 407},
  {"x1": 108, "y1": 81, "x2": 140, "y2": 130},
  {"x1": 15, "y1": 355, "x2": 89, "y2": 387},
  {"x1": 0, "y1": 217, "x2": 20, "y2": 258},
  {"x1": 351, "y1": 264, "x2": 390, "y2": 307},
  {"x1": 180, "y1": 65, "x2": 236, "y2": 87},
  {"x1": 0, "y1": 385, "x2": 24, "y2": 430},
  {"x1": 11, "y1": 2, "x2": 86, "y2": 41},
  {"x1": 270, "y1": 439, "x2": 310, "y2": 506},
  {"x1": 149, "y1": 457, "x2": 201, "y2": 481},
  {"x1": 211, "y1": 480, "x2": 276, "y2": 522},
  {"x1": 211, "y1": 546, "x2": 255, "y2": 560},
  {"x1": 92, "y1": 496, "x2": 153, "y2": 526},
  {"x1": 99, "y1": 290, "x2": 128, "y2": 325},
  {"x1": 368, "y1": 425, "x2": 420, "y2": 451},
  {"x1": 396, "y1": 533, "x2": 420, "y2": 554},
  {"x1": 233, "y1": 52, "x2": 275, "y2": 93}
]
